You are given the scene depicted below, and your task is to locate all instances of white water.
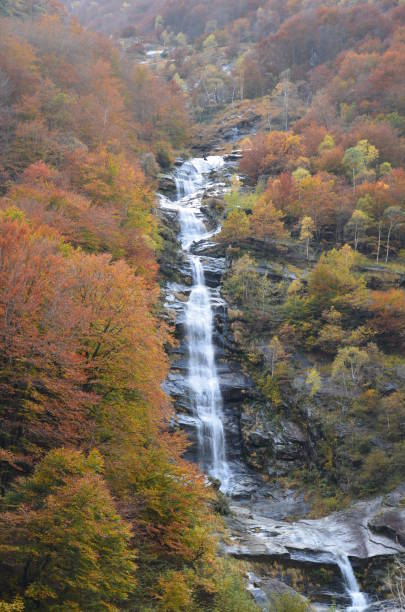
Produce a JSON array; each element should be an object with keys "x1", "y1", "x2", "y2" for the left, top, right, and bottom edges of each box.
[
  {"x1": 174, "y1": 158, "x2": 230, "y2": 489},
  {"x1": 291, "y1": 551, "x2": 368, "y2": 610},
  {"x1": 165, "y1": 156, "x2": 371, "y2": 610},
  {"x1": 338, "y1": 555, "x2": 368, "y2": 611}
]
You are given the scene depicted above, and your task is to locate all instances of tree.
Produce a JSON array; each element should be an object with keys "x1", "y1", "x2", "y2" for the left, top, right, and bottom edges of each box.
[
  {"x1": 223, "y1": 254, "x2": 268, "y2": 311},
  {"x1": 292, "y1": 167, "x2": 310, "y2": 201},
  {"x1": 380, "y1": 392, "x2": 405, "y2": 441},
  {"x1": 356, "y1": 182, "x2": 394, "y2": 262},
  {"x1": 240, "y1": 131, "x2": 304, "y2": 183},
  {"x1": 370, "y1": 288, "x2": 405, "y2": 347},
  {"x1": 308, "y1": 245, "x2": 368, "y2": 312},
  {"x1": 296, "y1": 173, "x2": 341, "y2": 240},
  {"x1": 383, "y1": 205, "x2": 405, "y2": 263},
  {"x1": 343, "y1": 140, "x2": 379, "y2": 192},
  {"x1": 218, "y1": 208, "x2": 250, "y2": 244},
  {"x1": 0, "y1": 449, "x2": 136, "y2": 610},
  {"x1": 0, "y1": 215, "x2": 167, "y2": 486},
  {"x1": 306, "y1": 368, "x2": 322, "y2": 397},
  {"x1": 0, "y1": 219, "x2": 93, "y2": 485},
  {"x1": 345, "y1": 209, "x2": 370, "y2": 252},
  {"x1": 250, "y1": 197, "x2": 288, "y2": 242},
  {"x1": 299, "y1": 215, "x2": 315, "y2": 260},
  {"x1": 266, "y1": 336, "x2": 287, "y2": 377},
  {"x1": 224, "y1": 177, "x2": 260, "y2": 212},
  {"x1": 387, "y1": 557, "x2": 405, "y2": 610},
  {"x1": 318, "y1": 134, "x2": 335, "y2": 153},
  {"x1": 332, "y1": 346, "x2": 370, "y2": 393}
]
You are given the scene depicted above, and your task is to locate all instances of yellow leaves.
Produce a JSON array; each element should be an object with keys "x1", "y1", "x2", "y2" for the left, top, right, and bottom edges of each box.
[
  {"x1": 308, "y1": 244, "x2": 368, "y2": 311},
  {"x1": 218, "y1": 208, "x2": 250, "y2": 243},
  {"x1": 306, "y1": 368, "x2": 322, "y2": 397},
  {"x1": 287, "y1": 279, "x2": 303, "y2": 295},
  {"x1": 0, "y1": 597, "x2": 24, "y2": 611},
  {"x1": 250, "y1": 197, "x2": 288, "y2": 241},
  {"x1": 1, "y1": 206, "x2": 25, "y2": 224},
  {"x1": 157, "y1": 571, "x2": 193, "y2": 611},
  {"x1": 299, "y1": 215, "x2": 315, "y2": 241}
]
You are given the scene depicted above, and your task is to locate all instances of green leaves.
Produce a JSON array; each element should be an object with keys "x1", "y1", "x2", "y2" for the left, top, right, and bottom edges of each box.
[{"x1": 0, "y1": 449, "x2": 136, "y2": 611}]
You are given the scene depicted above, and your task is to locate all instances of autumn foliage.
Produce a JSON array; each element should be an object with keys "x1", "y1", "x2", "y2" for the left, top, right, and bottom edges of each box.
[{"x1": 0, "y1": 8, "x2": 240, "y2": 612}]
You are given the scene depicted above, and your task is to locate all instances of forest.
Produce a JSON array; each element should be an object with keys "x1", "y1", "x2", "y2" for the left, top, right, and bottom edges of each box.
[{"x1": 0, "y1": 0, "x2": 404, "y2": 610}]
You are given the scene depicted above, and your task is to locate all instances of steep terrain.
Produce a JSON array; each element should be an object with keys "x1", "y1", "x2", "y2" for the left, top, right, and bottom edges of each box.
[{"x1": 0, "y1": 0, "x2": 404, "y2": 610}]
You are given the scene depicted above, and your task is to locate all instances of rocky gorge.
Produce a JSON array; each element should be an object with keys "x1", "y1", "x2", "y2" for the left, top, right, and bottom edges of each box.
[{"x1": 159, "y1": 156, "x2": 405, "y2": 611}]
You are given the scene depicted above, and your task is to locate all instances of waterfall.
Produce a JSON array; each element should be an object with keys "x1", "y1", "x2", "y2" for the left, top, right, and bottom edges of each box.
[
  {"x1": 174, "y1": 158, "x2": 230, "y2": 489},
  {"x1": 337, "y1": 555, "x2": 368, "y2": 611},
  {"x1": 175, "y1": 157, "x2": 224, "y2": 198},
  {"x1": 163, "y1": 157, "x2": 375, "y2": 611},
  {"x1": 292, "y1": 551, "x2": 368, "y2": 611}
]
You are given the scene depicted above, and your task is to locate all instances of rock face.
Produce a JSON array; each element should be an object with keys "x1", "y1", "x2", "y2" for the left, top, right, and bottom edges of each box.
[
  {"x1": 225, "y1": 494, "x2": 404, "y2": 563},
  {"x1": 368, "y1": 487, "x2": 405, "y2": 546},
  {"x1": 241, "y1": 406, "x2": 307, "y2": 473},
  {"x1": 160, "y1": 157, "x2": 405, "y2": 609},
  {"x1": 158, "y1": 173, "x2": 177, "y2": 194}
]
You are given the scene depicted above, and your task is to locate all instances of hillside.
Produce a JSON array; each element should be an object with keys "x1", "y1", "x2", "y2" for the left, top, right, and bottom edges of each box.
[{"x1": 0, "y1": 0, "x2": 404, "y2": 610}]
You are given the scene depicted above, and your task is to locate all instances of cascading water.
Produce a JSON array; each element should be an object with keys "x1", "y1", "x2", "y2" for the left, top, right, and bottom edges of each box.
[
  {"x1": 337, "y1": 555, "x2": 368, "y2": 612},
  {"x1": 291, "y1": 551, "x2": 368, "y2": 610},
  {"x1": 174, "y1": 158, "x2": 230, "y2": 489},
  {"x1": 162, "y1": 156, "x2": 379, "y2": 611}
]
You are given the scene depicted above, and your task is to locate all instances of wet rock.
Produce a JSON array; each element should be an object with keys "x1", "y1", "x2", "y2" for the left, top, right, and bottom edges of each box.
[
  {"x1": 225, "y1": 497, "x2": 404, "y2": 562},
  {"x1": 158, "y1": 173, "x2": 177, "y2": 193},
  {"x1": 174, "y1": 291, "x2": 189, "y2": 303},
  {"x1": 192, "y1": 240, "x2": 227, "y2": 258},
  {"x1": 237, "y1": 485, "x2": 311, "y2": 521},
  {"x1": 220, "y1": 370, "x2": 254, "y2": 403},
  {"x1": 199, "y1": 256, "x2": 226, "y2": 287},
  {"x1": 224, "y1": 149, "x2": 243, "y2": 162},
  {"x1": 384, "y1": 482, "x2": 405, "y2": 507}
]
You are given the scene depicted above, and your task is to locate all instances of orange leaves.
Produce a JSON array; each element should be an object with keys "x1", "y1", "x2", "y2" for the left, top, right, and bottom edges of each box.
[
  {"x1": 70, "y1": 251, "x2": 167, "y2": 404},
  {"x1": 250, "y1": 196, "x2": 288, "y2": 241},
  {"x1": 71, "y1": 59, "x2": 127, "y2": 147},
  {"x1": 128, "y1": 65, "x2": 190, "y2": 148},
  {"x1": 370, "y1": 288, "x2": 405, "y2": 348},
  {"x1": 0, "y1": 13, "x2": 190, "y2": 197},
  {"x1": 0, "y1": 31, "x2": 40, "y2": 99},
  {"x1": 240, "y1": 131, "x2": 304, "y2": 182},
  {"x1": 0, "y1": 220, "x2": 93, "y2": 480},
  {"x1": 7, "y1": 155, "x2": 159, "y2": 282},
  {"x1": 0, "y1": 216, "x2": 166, "y2": 483}
]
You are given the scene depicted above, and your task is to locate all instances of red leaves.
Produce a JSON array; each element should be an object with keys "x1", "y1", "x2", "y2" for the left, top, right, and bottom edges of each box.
[
  {"x1": 0, "y1": 220, "x2": 93, "y2": 481},
  {"x1": 0, "y1": 217, "x2": 167, "y2": 485},
  {"x1": 370, "y1": 288, "x2": 405, "y2": 348},
  {"x1": 240, "y1": 131, "x2": 304, "y2": 182}
]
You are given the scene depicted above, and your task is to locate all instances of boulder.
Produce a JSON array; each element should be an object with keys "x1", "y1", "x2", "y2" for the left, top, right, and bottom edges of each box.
[
  {"x1": 247, "y1": 573, "x2": 309, "y2": 611},
  {"x1": 369, "y1": 507, "x2": 405, "y2": 546},
  {"x1": 158, "y1": 173, "x2": 177, "y2": 194}
]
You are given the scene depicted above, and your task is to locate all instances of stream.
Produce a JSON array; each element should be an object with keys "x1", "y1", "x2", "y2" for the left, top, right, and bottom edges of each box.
[{"x1": 160, "y1": 156, "x2": 403, "y2": 611}]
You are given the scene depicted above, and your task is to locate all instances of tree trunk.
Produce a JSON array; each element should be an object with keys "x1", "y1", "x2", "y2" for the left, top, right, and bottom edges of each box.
[
  {"x1": 385, "y1": 222, "x2": 393, "y2": 263},
  {"x1": 376, "y1": 222, "x2": 382, "y2": 263}
]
